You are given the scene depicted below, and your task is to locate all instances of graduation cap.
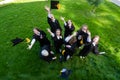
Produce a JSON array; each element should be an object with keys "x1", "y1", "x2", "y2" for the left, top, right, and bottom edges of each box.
[
  {"x1": 11, "y1": 37, "x2": 24, "y2": 46},
  {"x1": 51, "y1": 0, "x2": 60, "y2": 9},
  {"x1": 60, "y1": 68, "x2": 72, "y2": 80}
]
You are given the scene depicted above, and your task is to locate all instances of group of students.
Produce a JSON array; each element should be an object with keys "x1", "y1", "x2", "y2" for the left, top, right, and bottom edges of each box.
[{"x1": 27, "y1": 6, "x2": 105, "y2": 62}]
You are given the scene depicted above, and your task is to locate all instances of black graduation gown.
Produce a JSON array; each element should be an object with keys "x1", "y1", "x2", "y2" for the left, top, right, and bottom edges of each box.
[
  {"x1": 64, "y1": 23, "x2": 75, "y2": 37},
  {"x1": 52, "y1": 35, "x2": 63, "y2": 53},
  {"x1": 47, "y1": 17, "x2": 62, "y2": 33},
  {"x1": 40, "y1": 45, "x2": 55, "y2": 62},
  {"x1": 63, "y1": 42, "x2": 77, "y2": 61},
  {"x1": 33, "y1": 30, "x2": 50, "y2": 47},
  {"x1": 79, "y1": 42, "x2": 99, "y2": 57},
  {"x1": 76, "y1": 30, "x2": 89, "y2": 47}
]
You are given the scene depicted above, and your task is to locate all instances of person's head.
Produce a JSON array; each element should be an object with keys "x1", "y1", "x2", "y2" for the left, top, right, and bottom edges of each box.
[
  {"x1": 69, "y1": 36, "x2": 77, "y2": 45},
  {"x1": 81, "y1": 24, "x2": 88, "y2": 33},
  {"x1": 56, "y1": 29, "x2": 61, "y2": 36},
  {"x1": 67, "y1": 20, "x2": 72, "y2": 25},
  {"x1": 33, "y1": 28, "x2": 40, "y2": 35},
  {"x1": 41, "y1": 49, "x2": 49, "y2": 56},
  {"x1": 92, "y1": 35, "x2": 100, "y2": 44},
  {"x1": 51, "y1": 14, "x2": 55, "y2": 21}
]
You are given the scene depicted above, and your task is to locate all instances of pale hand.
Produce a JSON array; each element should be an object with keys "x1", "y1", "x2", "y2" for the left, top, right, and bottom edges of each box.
[
  {"x1": 45, "y1": 6, "x2": 50, "y2": 12},
  {"x1": 73, "y1": 32, "x2": 77, "y2": 36},
  {"x1": 47, "y1": 28, "x2": 51, "y2": 32},
  {"x1": 87, "y1": 30, "x2": 91, "y2": 35},
  {"x1": 60, "y1": 16, "x2": 65, "y2": 21},
  {"x1": 27, "y1": 45, "x2": 32, "y2": 50},
  {"x1": 66, "y1": 45, "x2": 71, "y2": 48}
]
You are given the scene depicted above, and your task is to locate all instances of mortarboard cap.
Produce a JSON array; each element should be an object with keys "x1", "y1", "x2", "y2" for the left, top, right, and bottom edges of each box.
[
  {"x1": 51, "y1": 0, "x2": 60, "y2": 9},
  {"x1": 60, "y1": 68, "x2": 72, "y2": 79},
  {"x1": 11, "y1": 37, "x2": 24, "y2": 46}
]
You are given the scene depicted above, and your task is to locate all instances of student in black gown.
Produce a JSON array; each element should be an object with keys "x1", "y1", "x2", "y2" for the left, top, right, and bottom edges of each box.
[
  {"x1": 61, "y1": 17, "x2": 75, "y2": 38},
  {"x1": 61, "y1": 32, "x2": 77, "y2": 61},
  {"x1": 40, "y1": 45, "x2": 57, "y2": 62},
  {"x1": 28, "y1": 28, "x2": 56, "y2": 62},
  {"x1": 76, "y1": 25, "x2": 91, "y2": 47},
  {"x1": 45, "y1": 6, "x2": 62, "y2": 33},
  {"x1": 27, "y1": 28, "x2": 50, "y2": 49},
  {"x1": 47, "y1": 28, "x2": 63, "y2": 53},
  {"x1": 79, "y1": 35, "x2": 105, "y2": 59}
]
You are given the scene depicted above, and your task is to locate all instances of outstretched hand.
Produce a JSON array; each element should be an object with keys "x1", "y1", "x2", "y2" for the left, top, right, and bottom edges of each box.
[
  {"x1": 45, "y1": 6, "x2": 50, "y2": 12},
  {"x1": 27, "y1": 45, "x2": 32, "y2": 50},
  {"x1": 87, "y1": 30, "x2": 91, "y2": 35},
  {"x1": 47, "y1": 28, "x2": 51, "y2": 33},
  {"x1": 60, "y1": 16, "x2": 65, "y2": 21},
  {"x1": 73, "y1": 32, "x2": 77, "y2": 36}
]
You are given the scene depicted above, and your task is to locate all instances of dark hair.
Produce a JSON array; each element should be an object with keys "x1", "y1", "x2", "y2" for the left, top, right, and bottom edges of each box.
[
  {"x1": 34, "y1": 28, "x2": 40, "y2": 32},
  {"x1": 56, "y1": 29, "x2": 62, "y2": 35}
]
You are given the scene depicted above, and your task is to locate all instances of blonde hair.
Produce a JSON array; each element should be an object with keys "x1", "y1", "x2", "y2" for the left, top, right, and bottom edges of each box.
[
  {"x1": 80, "y1": 24, "x2": 88, "y2": 31},
  {"x1": 92, "y1": 35, "x2": 100, "y2": 44}
]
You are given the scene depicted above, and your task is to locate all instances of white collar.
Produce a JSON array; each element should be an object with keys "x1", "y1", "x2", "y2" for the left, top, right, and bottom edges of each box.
[
  {"x1": 92, "y1": 42, "x2": 96, "y2": 46},
  {"x1": 52, "y1": 19, "x2": 55, "y2": 22},
  {"x1": 57, "y1": 36, "x2": 62, "y2": 39}
]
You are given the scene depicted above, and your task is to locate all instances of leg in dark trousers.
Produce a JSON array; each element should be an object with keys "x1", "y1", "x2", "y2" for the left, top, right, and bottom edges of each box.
[
  {"x1": 55, "y1": 44, "x2": 62, "y2": 53},
  {"x1": 79, "y1": 46, "x2": 90, "y2": 57}
]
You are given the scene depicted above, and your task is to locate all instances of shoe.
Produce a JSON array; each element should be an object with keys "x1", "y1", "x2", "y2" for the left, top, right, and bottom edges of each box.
[
  {"x1": 82, "y1": 57, "x2": 85, "y2": 59},
  {"x1": 50, "y1": 51, "x2": 54, "y2": 54},
  {"x1": 59, "y1": 56, "x2": 63, "y2": 62},
  {"x1": 99, "y1": 52, "x2": 105, "y2": 55},
  {"x1": 80, "y1": 56, "x2": 82, "y2": 59},
  {"x1": 52, "y1": 57, "x2": 57, "y2": 60},
  {"x1": 79, "y1": 47, "x2": 82, "y2": 49},
  {"x1": 66, "y1": 55, "x2": 70, "y2": 60},
  {"x1": 59, "y1": 49, "x2": 62, "y2": 53}
]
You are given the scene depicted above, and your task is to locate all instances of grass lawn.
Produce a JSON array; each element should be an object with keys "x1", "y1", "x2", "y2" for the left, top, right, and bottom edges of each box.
[{"x1": 0, "y1": 0, "x2": 120, "y2": 80}]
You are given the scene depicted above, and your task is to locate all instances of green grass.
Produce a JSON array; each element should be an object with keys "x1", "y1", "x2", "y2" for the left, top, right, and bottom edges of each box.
[{"x1": 0, "y1": 0, "x2": 120, "y2": 80}]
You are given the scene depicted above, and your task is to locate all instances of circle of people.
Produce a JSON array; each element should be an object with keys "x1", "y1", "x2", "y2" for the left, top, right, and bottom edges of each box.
[{"x1": 28, "y1": 6, "x2": 105, "y2": 62}]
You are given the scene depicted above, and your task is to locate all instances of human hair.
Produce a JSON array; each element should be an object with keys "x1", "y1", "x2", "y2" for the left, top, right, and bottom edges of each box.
[
  {"x1": 34, "y1": 28, "x2": 40, "y2": 32},
  {"x1": 56, "y1": 29, "x2": 61, "y2": 35},
  {"x1": 67, "y1": 20, "x2": 73, "y2": 26},
  {"x1": 79, "y1": 24, "x2": 88, "y2": 31},
  {"x1": 69, "y1": 36, "x2": 77, "y2": 45},
  {"x1": 92, "y1": 35, "x2": 100, "y2": 44}
]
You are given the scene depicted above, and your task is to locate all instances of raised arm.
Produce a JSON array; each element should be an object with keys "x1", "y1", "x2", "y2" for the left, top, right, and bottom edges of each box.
[
  {"x1": 87, "y1": 30, "x2": 91, "y2": 42},
  {"x1": 93, "y1": 45, "x2": 105, "y2": 55},
  {"x1": 60, "y1": 16, "x2": 67, "y2": 26},
  {"x1": 27, "y1": 38, "x2": 36, "y2": 50},
  {"x1": 93, "y1": 45, "x2": 99, "y2": 54},
  {"x1": 47, "y1": 28, "x2": 55, "y2": 37},
  {"x1": 65, "y1": 32, "x2": 77, "y2": 42},
  {"x1": 45, "y1": 6, "x2": 53, "y2": 19},
  {"x1": 45, "y1": 6, "x2": 51, "y2": 14}
]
